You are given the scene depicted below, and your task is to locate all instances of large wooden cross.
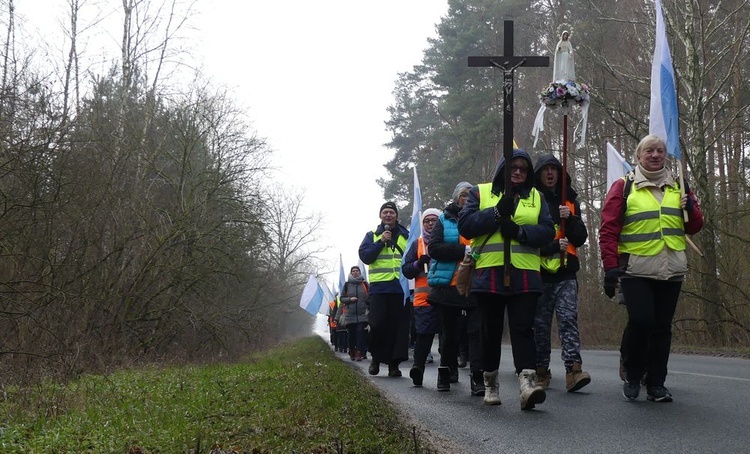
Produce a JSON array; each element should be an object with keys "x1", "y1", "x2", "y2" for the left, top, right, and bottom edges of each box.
[{"x1": 468, "y1": 20, "x2": 549, "y2": 286}]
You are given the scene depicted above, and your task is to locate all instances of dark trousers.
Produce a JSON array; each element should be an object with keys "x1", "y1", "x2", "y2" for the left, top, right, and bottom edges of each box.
[
  {"x1": 367, "y1": 293, "x2": 410, "y2": 366},
  {"x1": 336, "y1": 330, "x2": 348, "y2": 352},
  {"x1": 465, "y1": 307, "x2": 482, "y2": 373},
  {"x1": 413, "y1": 332, "x2": 436, "y2": 369},
  {"x1": 620, "y1": 277, "x2": 682, "y2": 386},
  {"x1": 477, "y1": 292, "x2": 538, "y2": 374},
  {"x1": 347, "y1": 321, "x2": 368, "y2": 355},
  {"x1": 436, "y1": 306, "x2": 481, "y2": 372}
]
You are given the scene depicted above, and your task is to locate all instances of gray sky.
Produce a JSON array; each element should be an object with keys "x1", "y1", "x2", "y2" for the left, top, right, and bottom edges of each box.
[{"x1": 17, "y1": 0, "x2": 450, "y2": 290}]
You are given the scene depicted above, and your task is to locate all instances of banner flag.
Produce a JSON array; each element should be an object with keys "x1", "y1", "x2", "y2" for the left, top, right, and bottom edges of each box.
[
  {"x1": 400, "y1": 166, "x2": 422, "y2": 302},
  {"x1": 649, "y1": 0, "x2": 681, "y2": 160},
  {"x1": 606, "y1": 142, "x2": 633, "y2": 190},
  {"x1": 299, "y1": 275, "x2": 324, "y2": 317}
]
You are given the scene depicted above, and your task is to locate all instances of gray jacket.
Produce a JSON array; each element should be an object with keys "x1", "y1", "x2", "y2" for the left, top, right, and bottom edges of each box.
[{"x1": 340, "y1": 276, "x2": 369, "y2": 325}]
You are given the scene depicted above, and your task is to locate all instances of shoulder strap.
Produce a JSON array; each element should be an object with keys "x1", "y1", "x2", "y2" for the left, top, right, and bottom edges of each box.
[{"x1": 622, "y1": 171, "x2": 635, "y2": 219}]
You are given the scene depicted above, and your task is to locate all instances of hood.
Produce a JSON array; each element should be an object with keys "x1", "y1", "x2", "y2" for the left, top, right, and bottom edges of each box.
[
  {"x1": 491, "y1": 148, "x2": 535, "y2": 196},
  {"x1": 534, "y1": 153, "x2": 578, "y2": 200}
]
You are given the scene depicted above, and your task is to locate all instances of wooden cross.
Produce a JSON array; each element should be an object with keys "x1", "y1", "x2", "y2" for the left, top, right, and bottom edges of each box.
[{"x1": 468, "y1": 20, "x2": 549, "y2": 286}]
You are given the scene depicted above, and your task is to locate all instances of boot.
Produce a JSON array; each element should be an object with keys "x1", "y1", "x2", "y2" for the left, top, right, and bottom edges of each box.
[
  {"x1": 388, "y1": 363, "x2": 402, "y2": 377},
  {"x1": 449, "y1": 367, "x2": 459, "y2": 383},
  {"x1": 409, "y1": 366, "x2": 424, "y2": 387},
  {"x1": 354, "y1": 349, "x2": 364, "y2": 361},
  {"x1": 368, "y1": 360, "x2": 380, "y2": 376},
  {"x1": 470, "y1": 370, "x2": 485, "y2": 396},
  {"x1": 349, "y1": 349, "x2": 357, "y2": 361},
  {"x1": 519, "y1": 369, "x2": 546, "y2": 410},
  {"x1": 536, "y1": 367, "x2": 551, "y2": 390},
  {"x1": 437, "y1": 366, "x2": 451, "y2": 392},
  {"x1": 566, "y1": 362, "x2": 591, "y2": 392},
  {"x1": 483, "y1": 370, "x2": 501, "y2": 405}
]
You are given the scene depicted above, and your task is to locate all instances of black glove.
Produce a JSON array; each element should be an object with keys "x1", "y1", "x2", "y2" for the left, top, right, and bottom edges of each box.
[
  {"x1": 495, "y1": 194, "x2": 516, "y2": 217},
  {"x1": 417, "y1": 254, "x2": 431, "y2": 267},
  {"x1": 603, "y1": 268, "x2": 621, "y2": 298},
  {"x1": 499, "y1": 218, "x2": 520, "y2": 240}
]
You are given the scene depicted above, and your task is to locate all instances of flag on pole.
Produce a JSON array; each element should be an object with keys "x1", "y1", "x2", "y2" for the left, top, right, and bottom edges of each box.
[
  {"x1": 338, "y1": 253, "x2": 346, "y2": 295},
  {"x1": 319, "y1": 281, "x2": 334, "y2": 315},
  {"x1": 358, "y1": 258, "x2": 368, "y2": 282},
  {"x1": 649, "y1": 0, "x2": 681, "y2": 160},
  {"x1": 606, "y1": 142, "x2": 633, "y2": 190},
  {"x1": 299, "y1": 275, "x2": 324, "y2": 317},
  {"x1": 400, "y1": 166, "x2": 422, "y2": 301}
]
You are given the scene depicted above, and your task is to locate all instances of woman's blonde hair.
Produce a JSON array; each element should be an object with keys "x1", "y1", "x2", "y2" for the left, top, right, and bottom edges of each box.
[{"x1": 635, "y1": 134, "x2": 667, "y2": 159}]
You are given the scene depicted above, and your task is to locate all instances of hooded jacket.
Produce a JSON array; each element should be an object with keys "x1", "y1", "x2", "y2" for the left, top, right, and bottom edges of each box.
[
  {"x1": 533, "y1": 154, "x2": 588, "y2": 281},
  {"x1": 458, "y1": 149, "x2": 555, "y2": 295}
]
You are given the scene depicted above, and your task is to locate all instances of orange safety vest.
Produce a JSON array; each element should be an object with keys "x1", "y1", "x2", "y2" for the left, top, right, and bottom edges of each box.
[{"x1": 413, "y1": 238, "x2": 430, "y2": 307}]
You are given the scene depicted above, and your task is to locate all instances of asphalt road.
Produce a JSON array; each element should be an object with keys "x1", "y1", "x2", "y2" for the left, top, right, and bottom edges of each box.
[{"x1": 333, "y1": 343, "x2": 750, "y2": 454}]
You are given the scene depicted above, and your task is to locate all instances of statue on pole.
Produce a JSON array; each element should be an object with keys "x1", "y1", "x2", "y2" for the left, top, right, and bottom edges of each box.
[{"x1": 553, "y1": 31, "x2": 575, "y2": 82}]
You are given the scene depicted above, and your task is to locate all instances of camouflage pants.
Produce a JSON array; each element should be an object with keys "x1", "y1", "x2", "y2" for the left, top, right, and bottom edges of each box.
[{"x1": 534, "y1": 279, "x2": 582, "y2": 369}]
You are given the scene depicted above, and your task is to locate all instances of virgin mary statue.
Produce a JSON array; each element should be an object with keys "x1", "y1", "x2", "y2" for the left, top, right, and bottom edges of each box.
[{"x1": 553, "y1": 31, "x2": 575, "y2": 81}]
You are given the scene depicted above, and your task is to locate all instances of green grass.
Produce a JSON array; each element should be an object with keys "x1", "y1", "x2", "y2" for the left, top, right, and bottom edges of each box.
[{"x1": 0, "y1": 336, "x2": 440, "y2": 453}]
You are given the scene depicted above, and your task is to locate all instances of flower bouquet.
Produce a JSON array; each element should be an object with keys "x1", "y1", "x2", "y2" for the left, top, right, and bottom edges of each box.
[{"x1": 540, "y1": 80, "x2": 590, "y2": 108}]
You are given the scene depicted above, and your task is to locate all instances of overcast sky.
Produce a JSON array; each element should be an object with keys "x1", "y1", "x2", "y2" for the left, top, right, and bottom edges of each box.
[{"x1": 17, "y1": 0, "x2": 450, "y2": 290}]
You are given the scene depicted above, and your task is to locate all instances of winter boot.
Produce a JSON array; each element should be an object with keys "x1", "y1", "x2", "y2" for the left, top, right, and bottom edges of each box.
[
  {"x1": 409, "y1": 366, "x2": 424, "y2": 387},
  {"x1": 388, "y1": 363, "x2": 402, "y2": 377},
  {"x1": 449, "y1": 367, "x2": 459, "y2": 383},
  {"x1": 519, "y1": 369, "x2": 546, "y2": 410},
  {"x1": 437, "y1": 366, "x2": 451, "y2": 392},
  {"x1": 483, "y1": 370, "x2": 501, "y2": 405},
  {"x1": 536, "y1": 367, "x2": 551, "y2": 390},
  {"x1": 566, "y1": 362, "x2": 592, "y2": 392},
  {"x1": 368, "y1": 360, "x2": 380, "y2": 376},
  {"x1": 349, "y1": 349, "x2": 357, "y2": 361},
  {"x1": 470, "y1": 370, "x2": 486, "y2": 396}
]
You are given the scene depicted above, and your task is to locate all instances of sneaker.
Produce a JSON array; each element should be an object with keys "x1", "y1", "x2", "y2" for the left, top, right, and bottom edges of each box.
[
  {"x1": 646, "y1": 385, "x2": 673, "y2": 403},
  {"x1": 470, "y1": 370, "x2": 485, "y2": 396},
  {"x1": 368, "y1": 361, "x2": 380, "y2": 376},
  {"x1": 409, "y1": 366, "x2": 424, "y2": 386},
  {"x1": 565, "y1": 362, "x2": 591, "y2": 392},
  {"x1": 623, "y1": 381, "x2": 640, "y2": 400}
]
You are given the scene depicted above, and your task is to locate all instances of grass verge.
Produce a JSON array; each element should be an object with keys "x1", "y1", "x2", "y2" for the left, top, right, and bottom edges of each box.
[{"x1": 0, "y1": 336, "x2": 441, "y2": 453}]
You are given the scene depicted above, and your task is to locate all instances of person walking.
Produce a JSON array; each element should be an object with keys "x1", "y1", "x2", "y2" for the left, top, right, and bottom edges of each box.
[
  {"x1": 600, "y1": 134, "x2": 703, "y2": 402},
  {"x1": 458, "y1": 149, "x2": 555, "y2": 410},
  {"x1": 401, "y1": 208, "x2": 442, "y2": 387},
  {"x1": 340, "y1": 266, "x2": 369, "y2": 361},
  {"x1": 533, "y1": 154, "x2": 591, "y2": 392},
  {"x1": 359, "y1": 202, "x2": 411, "y2": 377},
  {"x1": 426, "y1": 181, "x2": 485, "y2": 396}
]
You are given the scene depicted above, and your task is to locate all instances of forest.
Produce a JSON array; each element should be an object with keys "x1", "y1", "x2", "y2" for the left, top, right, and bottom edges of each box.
[
  {"x1": 1, "y1": 0, "x2": 748, "y2": 385},
  {"x1": 380, "y1": 0, "x2": 750, "y2": 350}
]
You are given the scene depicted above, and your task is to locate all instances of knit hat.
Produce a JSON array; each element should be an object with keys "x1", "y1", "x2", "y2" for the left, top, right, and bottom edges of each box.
[
  {"x1": 421, "y1": 208, "x2": 441, "y2": 223},
  {"x1": 452, "y1": 181, "x2": 473, "y2": 203},
  {"x1": 380, "y1": 201, "x2": 398, "y2": 215},
  {"x1": 350, "y1": 266, "x2": 360, "y2": 273}
]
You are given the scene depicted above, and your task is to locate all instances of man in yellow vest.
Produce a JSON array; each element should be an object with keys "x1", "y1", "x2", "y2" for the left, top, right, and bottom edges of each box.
[
  {"x1": 533, "y1": 154, "x2": 591, "y2": 392},
  {"x1": 458, "y1": 148, "x2": 555, "y2": 410},
  {"x1": 359, "y1": 202, "x2": 411, "y2": 377}
]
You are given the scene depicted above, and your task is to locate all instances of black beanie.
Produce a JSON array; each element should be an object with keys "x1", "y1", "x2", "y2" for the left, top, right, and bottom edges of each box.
[{"x1": 380, "y1": 201, "x2": 398, "y2": 216}]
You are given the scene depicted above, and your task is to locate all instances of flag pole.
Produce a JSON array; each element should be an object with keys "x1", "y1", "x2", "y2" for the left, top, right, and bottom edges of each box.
[{"x1": 560, "y1": 104, "x2": 569, "y2": 267}]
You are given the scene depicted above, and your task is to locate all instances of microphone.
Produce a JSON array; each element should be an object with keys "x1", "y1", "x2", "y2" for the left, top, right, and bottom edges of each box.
[{"x1": 383, "y1": 224, "x2": 392, "y2": 248}]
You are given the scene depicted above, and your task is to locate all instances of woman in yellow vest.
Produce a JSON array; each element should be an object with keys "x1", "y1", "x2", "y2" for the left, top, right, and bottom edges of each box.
[
  {"x1": 359, "y1": 202, "x2": 411, "y2": 378},
  {"x1": 458, "y1": 148, "x2": 555, "y2": 410},
  {"x1": 401, "y1": 208, "x2": 442, "y2": 388},
  {"x1": 600, "y1": 134, "x2": 703, "y2": 403}
]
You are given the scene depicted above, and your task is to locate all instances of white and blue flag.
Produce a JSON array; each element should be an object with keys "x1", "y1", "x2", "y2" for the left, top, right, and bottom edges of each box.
[
  {"x1": 606, "y1": 142, "x2": 633, "y2": 191},
  {"x1": 299, "y1": 275, "x2": 324, "y2": 317},
  {"x1": 649, "y1": 0, "x2": 681, "y2": 160},
  {"x1": 400, "y1": 166, "x2": 422, "y2": 302},
  {"x1": 337, "y1": 253, "x2": 346, "y2": 295}
]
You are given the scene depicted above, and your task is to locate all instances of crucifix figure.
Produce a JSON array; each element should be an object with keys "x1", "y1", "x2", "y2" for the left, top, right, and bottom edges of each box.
[{"x1": 468, "y1": 20, "x2": 549, "y2": 286}]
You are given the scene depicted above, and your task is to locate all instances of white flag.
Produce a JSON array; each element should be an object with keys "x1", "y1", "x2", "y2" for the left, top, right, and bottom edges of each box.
[
  {"x1": 400, "y1": 166, "x2": 422, "y2": 302},
  {"x1": 649, "y1": 0, "x2": 681, "y2": 160}
]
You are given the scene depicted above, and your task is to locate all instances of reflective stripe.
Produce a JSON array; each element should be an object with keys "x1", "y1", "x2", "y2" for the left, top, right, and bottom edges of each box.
[
  {"x1": 619, "y1": 184, "x2": 686, "y2": 255},
  {"x1": 663, "y1": 228, "x2": 685, "y2": 237},
  {"x1": 414, "y1": 287, "x2": 430, "y2": 293},
  {"x1": 624, "y1": 211, "x2": 659, "y2": 224},
  {"x1": 661, "y1": 207, "x2": 683, "y2": 217},
  {"x1": 620, "y1": 232, "x2": 662, "y2": 242}
]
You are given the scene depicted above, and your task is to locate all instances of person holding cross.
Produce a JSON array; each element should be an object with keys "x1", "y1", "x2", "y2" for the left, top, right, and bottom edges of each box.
[{"x1": 458, "y1": 148, "x2": 555, "y2": 410}]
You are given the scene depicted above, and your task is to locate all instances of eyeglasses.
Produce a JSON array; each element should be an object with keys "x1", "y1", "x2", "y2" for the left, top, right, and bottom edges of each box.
[
  {"x1": 423, "y1": 218, "x2": 438, "y2": 224},
  {"x1": 510, "y1": 165, "x2": 528, "y2": 173}
]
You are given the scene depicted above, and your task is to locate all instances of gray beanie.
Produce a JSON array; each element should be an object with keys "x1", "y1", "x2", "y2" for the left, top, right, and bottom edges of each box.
[{"x1": 452, "y1": 181, "x2": 473, "y2": 203}]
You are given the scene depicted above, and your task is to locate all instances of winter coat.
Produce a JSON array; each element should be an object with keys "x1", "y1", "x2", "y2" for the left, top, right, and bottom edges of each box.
[
  {"x1": 340, "y1": 275, "x2": 369, "y2": 325},
  {"x1": 458, "y1": 149, "x2": 555, "y2": 295},
  {"x1": 358, "y1": 222, "x2": 410, "y2": 294},
  {"x1": 533, "y1": 153, "x2": 588, "y2": 282}
]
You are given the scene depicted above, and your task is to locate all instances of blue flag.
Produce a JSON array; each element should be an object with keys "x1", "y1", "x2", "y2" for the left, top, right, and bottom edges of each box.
[
  {"x1": 299, "y1": 275, "x2": 324, "y2": 317},
  {"x1": 649, "y1": 0, "x2": 681, "y2": 160},
  {"x1": 606, "y1": 142, "x2": 633, "y2": 190},
  {"x1": 400, "y1": 166, "x2": 422, "y2": 302}
]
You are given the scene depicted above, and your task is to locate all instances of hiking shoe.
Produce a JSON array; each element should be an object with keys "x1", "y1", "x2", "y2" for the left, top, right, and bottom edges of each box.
[
  {"x1": 566, "y1": 362, "x2": 591, "y2": 392},
  {"x1": 368, "y1": 361, "x2": 380, "y2": 376},
  {"x1": 536, "y1": 367, "x2": 551, "y2": 390},
  {"x1": 623, "y1": 381, "x2": 640, "y2": 400},
  {"x1": 437, "y1": 366, "x2": 451, "y2": 392},
  {"x1": 388, "y1": 364, "x2": 402, "y2": 377},
  {"x1": 409, "y1": 366, "x2": 424, "y2": 387},
  {"x1": 470, "y1": 370, "x2": 485, "y2": 396},
  {"x1": 646, "y1": 385, "x2": 673, "y2": 403}
]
